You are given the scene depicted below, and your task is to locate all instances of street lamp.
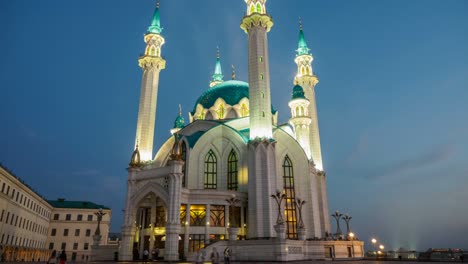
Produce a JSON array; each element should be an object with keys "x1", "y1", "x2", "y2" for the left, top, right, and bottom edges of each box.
[
  {"x1": 348, "y1": 232, "x2": 355, "y2": 240},
  {"x1": 331, "y1": 211, "x2": 343, "y2": 238},
  {"x1": 379, "y1": 245, "x2": 384, "y2": 250},
  {"x1": 371, "y1": 238, "x2": 377, "y2": 257}
]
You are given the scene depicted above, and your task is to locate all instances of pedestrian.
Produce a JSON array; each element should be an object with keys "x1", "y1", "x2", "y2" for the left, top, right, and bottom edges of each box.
[
  {"x1": 224, "y1": 247, "x2": 231, "y2": 264},
  {"x1": 210, "y1": 247, "x2": 219, "y2": 264},
  {"x1": 59, "y1": 250, "x2": 67, "y2": 264},
  {"x1": 47, "y1": 250, "x2": 57, "y2": 264},
  {"x1": 143, "y1": 249, "x2": 149, "y2": 261},
  {"x1": 195, "y1": 249, "x2": 203, "y2": 264}
]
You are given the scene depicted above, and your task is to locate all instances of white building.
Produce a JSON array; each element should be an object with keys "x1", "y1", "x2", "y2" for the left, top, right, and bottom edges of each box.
[
  {"x1": 46, "y1": 199, "x2": 111, "y2": 262},
  {"x1": 0, "y1": 165, "x2": 112, "y2": 262},
  {"x1": 121, "y1": 0, "x2": 363, "y2": 261}
]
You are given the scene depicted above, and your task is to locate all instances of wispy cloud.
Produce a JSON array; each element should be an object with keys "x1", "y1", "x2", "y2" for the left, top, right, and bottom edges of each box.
[{"x1": 364, "y1": 143, "x2": 456, "y2": 180}]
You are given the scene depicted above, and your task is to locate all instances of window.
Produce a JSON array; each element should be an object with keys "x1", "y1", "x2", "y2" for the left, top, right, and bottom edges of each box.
[
  {"x1": 66, "y1": 214, "x2": 71, "y2": 220},
  {"x1": 63, "y1": 229, "x2": 69, "y2": 236},
  {"x1": 227, "y1": 150, "x2": 238, "y2": 191},
  {"x1": 189, "y1": 205, "x2": 206, "y2": 226},
  {"x1": 256, "y1": 2, "x2": 262, "y2": 13},
  {"x1": 204, "y1": 150, "x2": 217, "y2": 189},
  {"x1": 53, "y1": 214, "x2": 59, "y2": 220},
  {"x1": 217, "y1": 103, "x2": 225, "y2": 119},
  {"x1": 87, "y1": 215, "x2": 93, "y2": 221},
  {"x1": 240, "y1": 103, "x2": 249, "y2": 117},
  {"x1": 260, "y1": 74, "x2": 264, "y2": 80},
  {"x1": 283, "y1": 155, "x2": 297, "y2": 239},
  {"x1": 84, "y1": 243, "x2": 89, "y2": 250},
  {"x1": 73, "y1": 243, "x2": 78, "y2": 250},
  {"x1": 0, "y1": 209, "x2": 4, "y2": 222},
  {"x1": 61, "y1": 243, "x2": 66, "y2": 250},
  {"x1": 259, "y1": 56, "x2": 263, "y2": 62},
  {"x1": 77, "y1": 214, "x2": 83, "y2": 221},
  {"x1": 75, "y1": 229, "x2": 80, "y2": 236},
  {"x1": 49, "y1": 243, "x2": 54, "y2": 250},
  {"x1": 210, "y1": 205, "x2": 225, "y2": 227},
  {"x1": 85, "y1": 229, "x2": 91, "y2": 237}
]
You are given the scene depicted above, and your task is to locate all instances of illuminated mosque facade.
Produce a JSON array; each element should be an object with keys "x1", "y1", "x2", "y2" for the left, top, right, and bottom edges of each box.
[{"x1": 120, "y1": 0, "x2": 363, "y2": 261}]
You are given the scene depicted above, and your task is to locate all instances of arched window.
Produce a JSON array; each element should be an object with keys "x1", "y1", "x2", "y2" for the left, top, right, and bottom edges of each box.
[
  {"x1": 204, "y1": 150, "x2": 217, "y2": 189},
  {"x1": 217, "y1": 103, "x2": 225, "y2": 119},
  {"x1": 301, "y1": 66, "x2": 305, "y2": 75},
  {"x1": 306, "y1": 66, "x2": 311, "y2": 75},
  {"x1": 240, "y1": 103, "x2": 249, "y2": 117},
  {"x1": 283, "y1": 155, "x2": 297, "y2": 239},
  {"x1": 181, "y1": 142, "x2": 187, "y2": 187},
  {"x1": 250, "y1": 4, "x2": 255, "y2": 15},
  {"x1": 256, "y1": 3, "x2": 262, "y2": 13},
  {"x1": 227, "y1": 150, "x2": 238, "y2": 191},
  {"x1": 149, "y1": 46, "x2": 156, "y2": 56}
]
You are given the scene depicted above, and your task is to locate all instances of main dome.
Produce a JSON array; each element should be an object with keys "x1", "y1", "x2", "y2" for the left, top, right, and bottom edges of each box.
[{"x1": 192, "y1": 80, "x2": 249, "y2": 113}]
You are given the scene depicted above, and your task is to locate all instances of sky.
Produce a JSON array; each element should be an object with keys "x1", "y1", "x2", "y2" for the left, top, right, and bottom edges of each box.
[{"x1": 1, "y1": 0, "x2": 467, "y2": 252}]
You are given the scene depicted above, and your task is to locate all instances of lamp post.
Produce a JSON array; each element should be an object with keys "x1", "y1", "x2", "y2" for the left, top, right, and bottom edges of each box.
[
  {"x1": 342, "y1": 214, "x2": 352, "y2": 238},
  {"x1": 331, "y1": 211, "x2": 343, "y2": 238},
  {"x1": 371, "y1": 238, "x2": 377, "y2": 257},
  {"x1": 270, "y1": 190, "x2": 286, "y2": 225},
  {"x1": 379, "y1": 245, "x2": 385, "y2": 258}
]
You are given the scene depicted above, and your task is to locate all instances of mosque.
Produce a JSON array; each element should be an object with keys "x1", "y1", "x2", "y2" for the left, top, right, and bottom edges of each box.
[{"x1": 120, "y1": 0, "x2": 364, "y2": 261}]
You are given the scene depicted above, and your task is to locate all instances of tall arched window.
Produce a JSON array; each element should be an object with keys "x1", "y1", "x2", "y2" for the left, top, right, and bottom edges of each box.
[
  {"x1": 240, "y1": 103, "x2": 249, "y2": 117},
  {"x1": 283, "y1": 155, "x2": 297, "y2": 239},
  {"x1": 181, "y1": 142, "x2": 187, "y2": 187},
  {"x1": 204, "y1": 150, "x2": 217, "y2": 189},
  {"x1": 256, "y1": 3, "x2": 262, "y2": 13},
  {"x1": 227, "y1": 150, "x2": 238, "y2": 191}
]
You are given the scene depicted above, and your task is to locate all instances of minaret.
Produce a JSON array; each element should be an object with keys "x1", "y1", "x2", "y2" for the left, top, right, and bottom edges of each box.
[
  {"x1": 241, "y1": 0, "x2": 278, "y2": 239},
  {"x1": 134, "y1": 1, "x2": 166, "y2": 161},
  {"x1": 241, "y1": 0, "x2": 274, "y2": 139},
  {"x1": 210, "y1": 47, "x2": 224, "y2": 87},
  {"x1": 288, "y1": 85, "x2": 312, "y2": 158},
  {"x1": 294, "y1": 19, "x2": 323, "y2": 170}
]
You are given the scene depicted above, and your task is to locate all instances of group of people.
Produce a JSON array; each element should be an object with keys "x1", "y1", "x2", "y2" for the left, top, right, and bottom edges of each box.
[
  {"x1": 47, "y1": 250, "x2": 67, "y2": 264},
  {"x1": 195, "y1": 247, "x2": 231, "y2": 264}
]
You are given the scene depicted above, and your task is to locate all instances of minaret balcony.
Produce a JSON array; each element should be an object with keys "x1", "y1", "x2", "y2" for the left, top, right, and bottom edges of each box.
[{"x1": 240, "y1": 13, "x2": 273, "y2": 33}]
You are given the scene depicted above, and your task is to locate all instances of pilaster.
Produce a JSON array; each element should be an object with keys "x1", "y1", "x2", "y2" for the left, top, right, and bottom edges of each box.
[{"x1": 164, "y1": 159, "x2": 183, "y2": 261}]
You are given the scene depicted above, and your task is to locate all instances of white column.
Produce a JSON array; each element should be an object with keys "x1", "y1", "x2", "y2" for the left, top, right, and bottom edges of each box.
[{"x1": 164, "y1": 160, "x2": 183, "y2": 261}]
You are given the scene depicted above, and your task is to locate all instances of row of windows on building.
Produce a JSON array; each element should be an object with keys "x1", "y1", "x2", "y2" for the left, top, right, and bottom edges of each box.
[
  {"x1": 0, "y1": 181, "x2": 51, "y2": 218},
  {"x1": 49, "y1": 242, "x2": 90, "y2": 251},
  {"x1": 52, "y1": 213, "x2": 95, "y2": 221},
  {"x1": 0, "y1": 209, "x2": 48, "y2": 235},
  {"x1": 199, "y1": 149, "x2": 239, "y2": 190},
  {"x1": 0, "y1": 232, "x2": 45, "y2": 248},
  {"x1": 50, "y1": 228, "x2": 92, "y2": 237}
]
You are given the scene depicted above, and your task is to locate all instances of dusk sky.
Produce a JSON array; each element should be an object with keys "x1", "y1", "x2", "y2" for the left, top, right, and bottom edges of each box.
[{"x1": 1, "y1": 0, "x2": 467, "y2": 251}]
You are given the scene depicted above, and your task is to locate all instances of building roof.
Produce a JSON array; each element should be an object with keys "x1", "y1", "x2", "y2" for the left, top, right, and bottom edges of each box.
[
  {"x1": 147, "y1": 4, "x2": 162, "y2": 34},
  {"x1": 192, "y1": 80, "x2": 276, "y2": 114},
  {"x1": 291, "y1": 85, "x2": 307, "y2": 100},
  {"x1": 48, "y1": 199, "x2": 110, "y2": 210}
]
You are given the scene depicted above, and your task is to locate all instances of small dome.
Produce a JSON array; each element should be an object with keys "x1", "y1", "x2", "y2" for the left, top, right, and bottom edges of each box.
[
  {"x1": 193, "y1": 80, "x2": 249, "y2": 113},
  {"x1": 174, "y1": 115, "x2": 185, "y2": 129},
  {"x1": 292, "y1": 85, "x2": 306, "y2": 100}
]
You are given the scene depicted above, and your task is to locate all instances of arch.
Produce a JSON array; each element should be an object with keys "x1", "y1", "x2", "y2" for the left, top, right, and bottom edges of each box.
[
  {"x1": 225, "y1": 108, "x2": 237, "y2": 119},
  {"x1": 204, "y1": 149, "x2": 217, "y2": 189},
  {"x1": 129, "y1": 181, "x2": 169, "y2": 211},
  {"x1": 256, "y1": 2, "x2": 262, "y2": 13},
  {"x1": 301, "y1": 66, "x2": 305, "y2": 75},
  {"x1": 149, "y1": 45, "x2": 156, "y2": 56},
  {"x1": 283, "y1": 155, "x2": 297, "y2": 239},
  {"x1": 249, "y1": 4, "x2": 255, "y2": 15},
  {"x1": 240, "y1": 103, "x2": 249, "y2": 117},
  {"x1": 205, "y1": 111, "x2": 213, "y2": 120},
  {"x1": 306, "y1": 66, "x2": 311, "y2": 75},
  {"x1": 227, "y1": 149, "x2": 238, "y2": 191},
  {"x1": 217, "y1": 103, "x2": 226, "y2": 119}
]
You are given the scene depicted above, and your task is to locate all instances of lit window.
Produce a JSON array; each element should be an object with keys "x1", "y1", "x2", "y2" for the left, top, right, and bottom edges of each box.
[
  {"x1": 204, "y1": 150, "x2": 217, "y2": 189},
  {"x1": 227, "y1": 150, "x2": 238, "y2": 191},
  {"x1": 283, "y1": 155, "x2": 297, "y2": 239}
]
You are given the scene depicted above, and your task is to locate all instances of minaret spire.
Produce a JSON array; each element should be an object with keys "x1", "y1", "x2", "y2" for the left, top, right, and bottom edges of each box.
[
  {"x1": 133, "y1": 2, "x2": 166, "y2": 161},
  {"x1": 210, "y1": 47, "x2": 224, "y2": 87},
  {"x1": 231, "y1": 65, "x2": 236, "y2": 80},
  {"x1": 293, "y1": 21, "x2": 323, "y2": 171}
]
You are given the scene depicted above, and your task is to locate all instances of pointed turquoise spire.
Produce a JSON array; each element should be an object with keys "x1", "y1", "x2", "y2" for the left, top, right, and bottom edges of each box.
[
  {"x1": 296, "y1": 17, "x2": 310, "y2": 56},
  {"x1": 210, "y1": 47, "x2": 224, "y2": 87},
  {"x1": 147, "y1": 1, "x2": 162, "y2": 34}
]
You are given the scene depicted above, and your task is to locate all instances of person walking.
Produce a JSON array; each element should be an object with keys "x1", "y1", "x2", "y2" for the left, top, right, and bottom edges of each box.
[
  {"x1": 195, "y1": 249, "x2": 203, "y2": 264},
  {"x1": 47, "y1": 250, "x2": 57, "y2": 264},
  {"x1": 224, "y1": 247, "x2": 231, "y2": 264},
  {"x1": 210, "y1": 247, "x2": 219, "y2": 264},
  {"x1": 59, "y1": 250, "x2": 67, "y2": 264}
]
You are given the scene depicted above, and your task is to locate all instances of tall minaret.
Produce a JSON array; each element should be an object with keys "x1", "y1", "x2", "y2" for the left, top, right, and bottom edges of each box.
[
  {"x1": 209, "y1": 47, "x2": 224, "y2": 87},
  {"x1": 241, "y1": 0, "x2": 274, "y2": 139},
  {"x1": 134, "y1": 2, "x2": 166, "y2": 161},
  {"x1": 288, "y1": 85, "x2": 312, "y2": 158},
  {"x1": 241, "y1": 0, "x2": 278, "y2": 239},
  {"x1": 294, "y1": 20, "x2": 323, "y2": 170}
]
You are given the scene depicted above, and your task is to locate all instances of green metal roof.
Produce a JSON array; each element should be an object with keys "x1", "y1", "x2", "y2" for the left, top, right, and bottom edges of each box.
[
  {"x1": 296, "y1": 29, "x2": 310, "y2": 56},
  {"x1": 174, "y1": 115, "x2": 185, "y2": 129},
  {"x1": 291, "y1": 85, "x2": 307, "y2": 100},
  {"x1": 48, "y1": 199, "x2": 110, "y2": 210},
  {"x1": 192, "y1": 80, "x2": 276, "y2": 114},
  {"x1": 147, "y1": 5, "x2": 162, "y2": 34},
  {"x1": 212, "y1": 57, "x2": 223, "y2": 82}
]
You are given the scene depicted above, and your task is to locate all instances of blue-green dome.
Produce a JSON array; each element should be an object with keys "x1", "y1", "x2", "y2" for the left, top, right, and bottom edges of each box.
[
  {"x1": 174, "y1": 115, "x2": 185, "y2": 129},
  {"x1": 192, "y1": 80, "x2": 276, "y2": 115},
  {"x1": 292, "y1": 85, "x2": 306, "y2": 100}
]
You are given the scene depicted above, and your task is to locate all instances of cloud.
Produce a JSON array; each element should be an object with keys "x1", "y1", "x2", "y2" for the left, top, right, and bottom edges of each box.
[{"x1": 363, "y1": 143, "x2": 456, "y2": 180}]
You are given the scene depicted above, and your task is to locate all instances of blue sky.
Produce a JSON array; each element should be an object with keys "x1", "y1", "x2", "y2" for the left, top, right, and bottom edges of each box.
[{"x1": 1, "y1": 0, "x2": 467, "y2": 251}]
